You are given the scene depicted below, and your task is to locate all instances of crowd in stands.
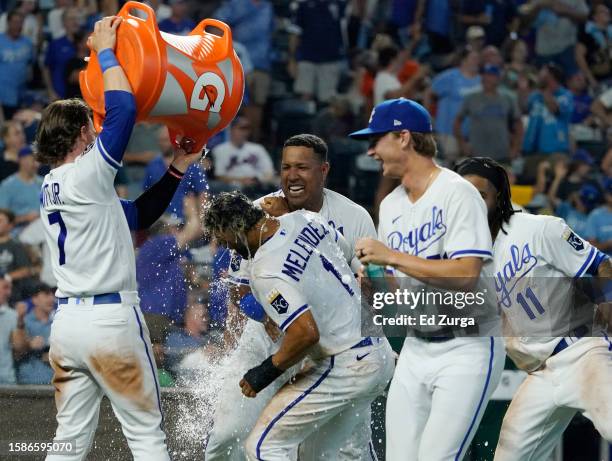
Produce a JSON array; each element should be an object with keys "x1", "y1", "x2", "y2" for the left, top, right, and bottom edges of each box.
[{"x1": 0, "y1": 0, "x2": 611, "y2": 387}]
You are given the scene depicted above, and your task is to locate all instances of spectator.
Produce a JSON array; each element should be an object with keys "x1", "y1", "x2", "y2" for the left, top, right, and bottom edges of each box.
[
  {"x1": 0, "y1": 208, "x2": 37, "y2": 302},
  {"x1": 520, "y1": 0, "x2": 588, "y2": 74},
  {"x1": 12, "y1": 283, "x2": 54, "y2": 384},
  {"x1": 123, "y1": 122, "x2": 164, "y2": 165},
  {"x1": 590, "y1": 85, "x2": 612, "y2": 128},
  {"x1": 143, "y1": 126, "x2": 208, "y2": 221},
  {"x1": 386, "y1": 0, "x2": 420, "y2": 48},
  {"x1": 46, "y1": 0, "x2": 75, "y2": 40},
  {"x1": 0, "y1": 120, "x2": 26, "y2": 181},
  {"x1": 454, "y1": 64, "x2": 523, "y2": 161},
  {"x1": 312, "y1": 95, "x2": 358, "y2": 141},
  {"x1": 140, "y1": 0, "x2": 172, "y2": 22},
  {"x1": 0, "y1": 0, "x2": 41, "y2": 48},
  {"x1": 522, "y1": 63, "x2": 573, "y2": 179},
  {"x1": 42, "y1": 6, "x2": 80, "y2": 100},
  {"x1": 575, "y1": 3, "x2": 612, "y2": 87},
  {"x1": 62, "y1": 29, "x2": 87, "y2": 98},
  {"x1": 136, "y1": 197, "x2": 203, "y2": 324},
  {"x1": 0, "y1": 278, "x2": 17, "y2": 384},
  {"x1": 0, "y1": 145, "x2": 43, "y2": 228},
  {"x1": 568, "y1": 71, "x2": 593, "y2": 125},
  {"x1": 373, "y1": 45, "x2": 427, "y2": 105},
  {"x1": 585, "y1": 177, "x2": 612, "y2": 256},
  {"x1": 427, "y1": 48, "x2": 481, "y2": 160},
  {"x1": 0, "y1": 9, "x2": 34, "y2": 120},
  {"x1": 554, "y1": 183, "x2": 600, "y2": 236},
  {"x1": 547, "y1": 150, "x2": 597, "y2": 207},
  {"x1": 288, "y1": 0, "x2": 346, "y2": 104},
  {"x1": 502, "y1": 39, "x2": 537, "y2": 112},
  {"x1": 420, "y1": 0, "x2": 453, "y2": 56},
  {"x1": 214, "y1": 0, "x2": 274, "y2": 142},
  {"x1": 165, "y1": 298, "x2": 211, "y2": 369},
  {"x1": 83, "y1": 0, "x2": 118, "y2": 32},
  {"x1": 158, "y1": 0, "x2": 196, "y2": 36},
  {"x1": 484, "y1": 0, "x2": 520, "y2": 47},
  {"x1": 481, "y1": 44, "x2": 503, "y2": 67},
  {"x1": 19, "y1": 217, "x2": 55, "y2": 288},
  {"x1": 465, "y1": 25, "x2": 486, "y2": 53},
  {"x1": 211, "y1": 116, "x2": 276, "y2": 188}
]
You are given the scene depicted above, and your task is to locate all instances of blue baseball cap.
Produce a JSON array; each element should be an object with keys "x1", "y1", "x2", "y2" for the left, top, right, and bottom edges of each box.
[
  {"x1": 18, "y1": 145, "x2": 33, "y2": 158},
  {"x1": 572, "y1": 149, "x2": 594, "y2": 165},
  {"x1": 482, "y1": 64, "x2": 501, "y2": 76},
  {"x1": 349, "y1": 98, "x2": 433, "y2": 139}
]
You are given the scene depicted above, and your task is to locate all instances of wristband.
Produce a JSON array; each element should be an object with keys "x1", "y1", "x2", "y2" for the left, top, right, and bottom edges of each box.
[
  {"x1": 243, "y1": 355, "x2": 283, "y2": 393},
  {"x1": 98, "y1": 48, "x2": 119, "y2": 73},
  {"x1": 239, "y1": 293, "x2": 266, "y2": 322},
  {"x1": 168, "y1": 164, "x2": 184, "y2": 179}
]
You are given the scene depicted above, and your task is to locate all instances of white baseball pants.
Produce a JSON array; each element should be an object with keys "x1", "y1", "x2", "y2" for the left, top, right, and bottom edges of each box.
[
  {"x1": 244, "y1": 339, "x2": 395, "y2": 460},
  {"x1": 494, "y1": 336, "x2": 612, "y2": 461},
  {"x1": 46, "y1": 296, "x2": 169, "y2": 461},
  {"x1": 205, "y1": 320, "x2": 380, "y2": 460},
  {"x1": 386, "y1": 336, "x2": 505, "y2": 461}
]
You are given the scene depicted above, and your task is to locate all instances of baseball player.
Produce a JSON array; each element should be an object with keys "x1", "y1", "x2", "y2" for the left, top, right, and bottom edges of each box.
[
  {"x1": 36, "y1": 17, "x2": 202, "y2": 461},
  {"x1": 456, "y1": 157, "x2": 612, "y2": 461},
  {"x1": 205, "y1": 134, "x2": 379, "y2": 460},
  {"x1": 203, "y1": 191, "x2": 395, "y2": 460},
  {"x1": 350, "y1": 98, "x2": 505, "y2": 461}
]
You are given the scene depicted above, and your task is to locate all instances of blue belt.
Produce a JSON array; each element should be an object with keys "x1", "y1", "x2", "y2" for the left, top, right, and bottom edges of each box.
[
  {"x1": 551, "y1": 325, "x2": 589, "y2": 356},
  {"x1": 57, "y1": 292, "x2": 122, "y2": 305},
  {"x1": 351, "y1": 337, "x2": 373, "y2": 349}
]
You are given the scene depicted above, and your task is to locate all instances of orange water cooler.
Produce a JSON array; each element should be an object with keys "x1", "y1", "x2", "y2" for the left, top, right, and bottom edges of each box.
[{"x1": 79, "y1": 1, "x2": 245, "y2": 153}]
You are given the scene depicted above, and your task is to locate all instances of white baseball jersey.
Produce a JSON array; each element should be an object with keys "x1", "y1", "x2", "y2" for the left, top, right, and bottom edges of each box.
[
  {"x1": 207, "y1": 189, "x2": 377, "y2": 461},
  {"x1": 378, "y1": 167, "x2": 499, "y2": 328},
  {"x1": 228, "y1": 188, "x2": 376, "y2": 284},
  {"x1": 492, "y1": 212, "x2": 608, "y2": 372},
  {"x1": 40, "y1": 138, "x2": 136, "y2": 298},
  {"x1": 379, "y1": 168, "x2": 505, "y2": 461},
  {"x1": 247, "y1": 210, "x2": 362, "y2": 357}
]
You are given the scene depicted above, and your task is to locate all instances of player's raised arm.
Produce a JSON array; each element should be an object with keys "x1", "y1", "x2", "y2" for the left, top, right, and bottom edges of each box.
[
  {"x1": 90, "y1": 16, "x2": 136, "y2": 167},
  {"x1": 120, "y1": 136, "x2": 203, "y2": 231}
]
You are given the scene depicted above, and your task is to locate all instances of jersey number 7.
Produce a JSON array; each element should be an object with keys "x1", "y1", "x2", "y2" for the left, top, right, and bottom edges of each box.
[{"x1": 48, "y1": 211, "x2": 67, "y2": 265}]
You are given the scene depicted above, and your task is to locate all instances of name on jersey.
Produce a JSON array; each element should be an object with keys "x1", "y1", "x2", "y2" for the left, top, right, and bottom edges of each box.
[
  {"x1": 281, "y1": 222, "x2": 330, "y2": 282},
  {"x1": 40, "y1": 182, "x2": 63, "y2": 207},
  {"x1": 494, "y1": 243, "x2": 538, "y2": 307},
  {"x1": 387, "y1": 206, "x2": 446, "y2": 256}
]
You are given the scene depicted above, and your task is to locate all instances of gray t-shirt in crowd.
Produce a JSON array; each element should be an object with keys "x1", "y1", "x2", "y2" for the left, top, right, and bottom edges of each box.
[
  {"x1": 0, "y1": 305, "x2": 17, "y2": 384},
  {"x1": 534, "y1": 0, "x2": 588, "y2": 56},
  {"x1": 458, "y1": 90, "x2": 520, "y2": 160}
]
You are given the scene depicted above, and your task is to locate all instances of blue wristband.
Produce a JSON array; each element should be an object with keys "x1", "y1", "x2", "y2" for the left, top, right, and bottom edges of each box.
[
  {"x1": 98, "y1": 48, "x2": 119, "y2": 73},
  {"x1": 239, "y1": 293, "x2": 266, "y2": 322}
]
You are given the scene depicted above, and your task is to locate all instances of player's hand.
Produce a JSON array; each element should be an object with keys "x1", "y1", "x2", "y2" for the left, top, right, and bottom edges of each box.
[
  {"x1": 239, "y1": 378, "x2": 258, "y2": 398},
  {"x1": 29, "y1": 336, "x2": 45, "y2": 351},
  {"x1": 90, "y1": 16, "x2": 122, "y2": 53},
  {"x1": 355, "y1": 238, "x2": 395, "y2": 266},
  {"x1": 263, "y1": 315, "x2": 282, "y2": 342},
  {"x1": 261, "y1": 196, "x2": 290, "y2": 217},
  {"x1": 170, "y1": 136, "x2": 203, "y2": 173}
]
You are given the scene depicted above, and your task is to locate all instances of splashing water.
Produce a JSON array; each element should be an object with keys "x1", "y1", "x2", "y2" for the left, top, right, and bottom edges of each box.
[{"x1": 167, "y1": 349, "x2": 234, "y2": 458}]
